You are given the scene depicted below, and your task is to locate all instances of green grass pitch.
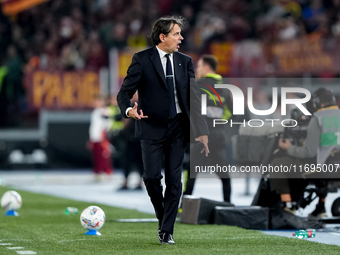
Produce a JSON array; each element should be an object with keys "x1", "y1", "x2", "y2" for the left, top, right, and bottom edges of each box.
[{"x1": 0, "y1": 186, "x2": 340, "y2": 254}]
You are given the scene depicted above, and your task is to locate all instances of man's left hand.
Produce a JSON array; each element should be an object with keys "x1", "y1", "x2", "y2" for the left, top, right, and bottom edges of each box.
[
  {"x1": 279, "y1": 138, "x2": 292, "y2": 150},
  {"x1": 195, "y1": 135, "x2": 209, "y2": 157}
]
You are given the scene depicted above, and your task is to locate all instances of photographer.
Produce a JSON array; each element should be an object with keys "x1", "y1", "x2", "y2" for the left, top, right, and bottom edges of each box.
[{"x1": 271, "y1": 88, "x2": 340, "y2": 217}]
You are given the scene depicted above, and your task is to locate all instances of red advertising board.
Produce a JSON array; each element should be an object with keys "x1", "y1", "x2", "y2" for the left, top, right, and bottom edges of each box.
[{"x1": 26, "y1": 71, "x2": 100, "y2": 110}]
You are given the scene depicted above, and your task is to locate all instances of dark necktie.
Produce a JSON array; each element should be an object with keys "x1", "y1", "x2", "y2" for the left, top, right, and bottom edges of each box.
[{"x1": 165, "y1": 54, "x2": 177, "y2": 119}]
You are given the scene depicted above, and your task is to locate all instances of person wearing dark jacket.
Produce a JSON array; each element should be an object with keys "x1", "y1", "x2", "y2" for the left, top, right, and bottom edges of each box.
[
  {"x1": 183, "y1": 55, "x2": 232, "y2": 202},
  {"x1": 117, "y1": 16, "x2": 209, "y2": 244},
  {"x1": 117, "y1": 94, "x2": 144, "y2": 190}
]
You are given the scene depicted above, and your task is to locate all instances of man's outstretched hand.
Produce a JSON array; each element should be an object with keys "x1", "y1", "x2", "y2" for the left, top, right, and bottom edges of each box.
[
  {"x1": 195, "y1": 135, "x2": 209, "y2": 157},
  {"x1": 128, "y1": 102, "x2": 148, "y2": 120}
]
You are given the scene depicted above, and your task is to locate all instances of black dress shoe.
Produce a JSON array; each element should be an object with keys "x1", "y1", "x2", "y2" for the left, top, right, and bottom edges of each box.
[{"x1": 161, "y1": 233, "x2": 175, "y2": 245}]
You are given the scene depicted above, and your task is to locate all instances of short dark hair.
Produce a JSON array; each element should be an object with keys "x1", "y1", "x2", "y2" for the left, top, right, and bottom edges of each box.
[
  {"x1": 312, "y1": 88, "x2": 336, "y2": 109},
  {"x1": 150, "y1": 16, "x2": 185, "y2": 46},
  {"x1": 201, "y1": 55, "x2": 218, "y2": 72}
]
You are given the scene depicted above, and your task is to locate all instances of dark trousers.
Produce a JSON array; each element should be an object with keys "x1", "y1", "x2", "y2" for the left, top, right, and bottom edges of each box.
[
  {"x1": 186, "y1": 143, "x2": 231, "y2": 202},
  {"x1": 270, "y1": 156, "x2": 333, "y2": 202},
  {"x1": 183, "y1": 173, "x2": 231, "y2": 203},
  {"x1": 141, "y1": 114, "x2": 186, "y2": 234},
  {"x1": 122, "y1": 140, "x2": 143, "y2": 178},
  {"x1": 270, "y1": 156, "x2": 314, "y2": 201}
]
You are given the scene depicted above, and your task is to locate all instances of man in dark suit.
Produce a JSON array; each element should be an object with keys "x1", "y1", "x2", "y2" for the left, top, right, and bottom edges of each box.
[{"x1": 117, "y1": 16, "x2": 209, "y2": 244}]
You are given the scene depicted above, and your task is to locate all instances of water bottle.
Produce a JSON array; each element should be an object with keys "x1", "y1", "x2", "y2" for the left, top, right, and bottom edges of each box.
[
  {"x1": 293, "y1": 229, "x2": 315, "y2": 238},
  {"x1": 293, "y1": 230, "x2": 308, "y2": 238},
  {"x1": 64, "y1": 207, "x2": 78, "y2": 215}
]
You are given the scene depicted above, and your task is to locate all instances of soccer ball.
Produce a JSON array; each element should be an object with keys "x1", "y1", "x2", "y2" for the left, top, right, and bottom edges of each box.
[
  {"x1": 80, "y1": 206, "x2": 106, "y2": 231},
  {"x1": 1, "y1": 190, "x2": 22, "y2": 211}
]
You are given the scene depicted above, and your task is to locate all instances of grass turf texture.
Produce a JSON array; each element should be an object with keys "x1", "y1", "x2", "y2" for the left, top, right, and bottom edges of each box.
[{"x1": 0, "y1": 186, "x2": 340, "y2": 255}]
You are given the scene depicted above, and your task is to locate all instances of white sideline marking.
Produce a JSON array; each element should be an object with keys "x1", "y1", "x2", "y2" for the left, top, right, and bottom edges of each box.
[
  {"x1": 0, "y1": 239, "x2": 37, "y2": 254},
  {"x1": 113, "y1": 218, "x2": 158, "y2": 222},
  {"x1": 331, "y1": 233, "x2": 340, "y2": 236},
  {"x1": 0, "y1": 239, "x2": 30, "y2": 241},
  {"x1": 58, "y1": 239, "x2": 86, "y2": 242},
  {"x1": 224, "y1": 236, "x2": 277, "y2": 240}
]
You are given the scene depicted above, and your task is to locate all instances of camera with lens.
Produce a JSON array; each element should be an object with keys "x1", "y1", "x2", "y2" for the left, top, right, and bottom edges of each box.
[{"x1": 280, "y1": 107, "x2": 311, "y2": 147}]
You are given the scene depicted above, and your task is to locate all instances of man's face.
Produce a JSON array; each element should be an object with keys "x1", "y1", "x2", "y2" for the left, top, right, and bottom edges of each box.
[
  {"x1": 161, "y1": 23, "x2": 183, "y2": 53},
  {"x1": 196, "y1": 58, "x2": 205, "y2": 79}
]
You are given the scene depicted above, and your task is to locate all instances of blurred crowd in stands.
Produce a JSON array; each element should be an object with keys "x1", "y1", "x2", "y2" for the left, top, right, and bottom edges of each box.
[
  {"x1": 1, "y1": 0, "x2": 340, "y2": 72},
  {"x1": 1, "y1": 0, "x2": 340, "y2": 127}
]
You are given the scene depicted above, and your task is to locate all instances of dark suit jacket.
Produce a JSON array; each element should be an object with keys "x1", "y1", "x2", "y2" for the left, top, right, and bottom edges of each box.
[{"x1": 117, "y1": 46, "x2": 209, "y2": 141}]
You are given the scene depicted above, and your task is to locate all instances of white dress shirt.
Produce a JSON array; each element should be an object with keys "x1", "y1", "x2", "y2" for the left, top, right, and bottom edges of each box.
[{"x1": 126, "y1": 46, "x2": 181, "y2": 117}]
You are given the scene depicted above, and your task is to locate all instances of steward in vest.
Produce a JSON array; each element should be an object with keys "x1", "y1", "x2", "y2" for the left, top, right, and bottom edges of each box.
[{"x1": 183, "y1": 55, "x2": 232, "y2": 203}]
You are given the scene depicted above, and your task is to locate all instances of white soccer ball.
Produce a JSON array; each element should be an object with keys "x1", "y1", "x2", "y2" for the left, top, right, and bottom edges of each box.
[
  {"x1": 80, "y1": 206, "x2": 106, "y2": 231},
  {"x1": 1, "y1": 190, "x2": 22, "y2": 211}
]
